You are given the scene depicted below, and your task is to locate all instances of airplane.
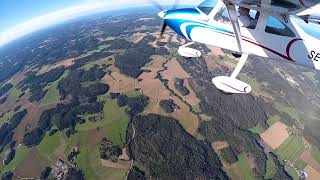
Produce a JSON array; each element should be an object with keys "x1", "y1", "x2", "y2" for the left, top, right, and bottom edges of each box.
[{"x1": 153, "y1": 0, "x2": 320, "y2": 94}]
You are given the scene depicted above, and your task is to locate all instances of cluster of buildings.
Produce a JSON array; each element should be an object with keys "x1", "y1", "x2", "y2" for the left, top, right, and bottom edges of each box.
[{"x1": 54, "y1": 146, "x2": 79, "y2": 180}]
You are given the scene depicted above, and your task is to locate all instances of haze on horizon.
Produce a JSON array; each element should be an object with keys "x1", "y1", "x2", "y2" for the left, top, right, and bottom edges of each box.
[{"x1": 0, "y1": 0, "x2": 201, "y2": 47}]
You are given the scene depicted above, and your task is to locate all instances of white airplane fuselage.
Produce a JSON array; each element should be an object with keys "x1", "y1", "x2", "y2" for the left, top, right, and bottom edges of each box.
[{"x1": 163, "y1": 7, "x2": 320, "y2": 71}]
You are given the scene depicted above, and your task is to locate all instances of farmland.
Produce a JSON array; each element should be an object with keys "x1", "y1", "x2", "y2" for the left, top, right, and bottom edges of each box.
[
  {"x1": 236, "y1": 153, "x2": 254, "y2": 180},
  {"x1": 264, "y1": 155, "x2": 276, "y2": 179},
  {"x1": 261, "y1": 121, "x2": 289, "y2": 149},
  {"x1": 0, "y1": 147, "x2": 31, "y2": 174},
  {"x1": 275, "y1": 135, "x2": 304, "y2": 162},
  {"x1": 41, "y1": 71, "x2": 69, "y2": 105}
]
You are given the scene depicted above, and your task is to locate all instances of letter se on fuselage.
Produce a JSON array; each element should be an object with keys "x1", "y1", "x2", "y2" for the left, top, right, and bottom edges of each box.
[{"x1": 309, "y1": 51, "x2": 320, "y2": 61}]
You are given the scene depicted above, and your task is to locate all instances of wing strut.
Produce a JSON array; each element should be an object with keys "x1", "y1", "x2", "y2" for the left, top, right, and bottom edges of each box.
[
  {"x1": 231, "y1": 53, "x2": 248, "y2": 78},
  {"x1": 225, "y1": 2, "x2": 243, "y2": 53},
  {"x1": 212, "y1": 1, "x2": 251, "y2": 94}
]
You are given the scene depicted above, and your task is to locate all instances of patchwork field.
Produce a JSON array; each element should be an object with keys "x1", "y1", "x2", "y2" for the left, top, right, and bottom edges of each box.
[
  {"x1": 41, "y1": 71, "x2": 69, "y2": 105},
  {"x1": 305, "y1": 165, "x2": 320, "y2": 180},
  {"x1": 70, "y1": 129, "x2": 127, "y2": 180},
  {"x1": 266, "y1": 115, "x2": 280, "y2": 126},
  {"x1": 102, "y1": 70, "x2": 136, "y2": 94},
  {"x1": 236, "y1": 153, "x2": 255, "y2": 180},
  {"x1": 137, "y1": 56, "x2": 201, "y2": 137},
  {"x1": 212, "y1": 141, "x2": 229, "y2": 151},
  {"x1": 36, "y1": 58, "x2": 75, "y2": 74},
  {"x1": 261, "y1": 121, "x2": 289, "y2": 149},
  {"x1": 264, "y1": 155, "x2": 276, "y2": 179},
  {"x1": 248, "y1": 123, "x2": 265, "y2": 135},
  {"x1": 0, "y1": 147, "x2": 30, "y2": 174},
  {"x1": 275, "y1": 135, "x2": 304, "y2": 162},
  {"x1": 15, "y1": 147, "x2": 50, "y2": 178},
  {"x1": 311, "y1": 146, "x2": 320, "y2": 165},
  {"x1": 76, "y1": 96, "x2": 129, "y2": 147}
]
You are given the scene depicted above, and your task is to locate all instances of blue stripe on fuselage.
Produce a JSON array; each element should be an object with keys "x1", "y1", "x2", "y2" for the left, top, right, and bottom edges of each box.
[
  {"x1": 163, "y1": 9, "x2": 235, "y2": 40},
  {"x1": 165, "y1": 18, "x2": 235, "y2": 40}
]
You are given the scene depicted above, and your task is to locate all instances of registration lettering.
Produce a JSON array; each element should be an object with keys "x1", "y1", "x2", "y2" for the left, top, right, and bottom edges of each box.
[{"x1": 309, "y1": 50, "x2": 320, "y2": 61}]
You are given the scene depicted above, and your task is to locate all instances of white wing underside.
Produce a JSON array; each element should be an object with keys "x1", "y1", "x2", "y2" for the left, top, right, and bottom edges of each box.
[{"x1": 225, "y1": 0, "x2": 319, "y2": 15}]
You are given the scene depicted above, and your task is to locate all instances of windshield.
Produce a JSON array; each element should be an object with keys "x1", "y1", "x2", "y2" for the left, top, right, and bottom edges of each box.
[
  {"x1": 198, "y1": 0, "x2": 218, "y2": 15},
  {"x1": 292, "y1": 17, "x2": 320, "y2": 39}
]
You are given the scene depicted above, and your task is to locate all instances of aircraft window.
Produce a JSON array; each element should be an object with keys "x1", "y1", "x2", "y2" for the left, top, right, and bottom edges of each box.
[
  {"x1": 214, "y1": 7, "x2": 230, "y2": 23},
  {"x1": 214, "y1": 7, "x2": 259, "y2": 29},
  {"x1": 265, "y1": 16, "x2": 295, "y2": 37},
  {"x1": 198, "y1": 0, "x2": 217, "y2": 15},
  {"x1": 238, "y1": 7, "x2": 258, "y2": 29}
]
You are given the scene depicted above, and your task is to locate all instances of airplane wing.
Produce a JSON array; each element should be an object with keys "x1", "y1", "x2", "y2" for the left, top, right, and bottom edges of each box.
[{"x1": 226, "y1": 0, "x2": 319, "y2": 15}]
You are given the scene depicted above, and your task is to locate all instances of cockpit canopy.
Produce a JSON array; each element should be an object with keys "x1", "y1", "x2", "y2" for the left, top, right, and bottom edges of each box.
[{"x1": 197, "y1": 0, "x2": 218, "y2": 15}]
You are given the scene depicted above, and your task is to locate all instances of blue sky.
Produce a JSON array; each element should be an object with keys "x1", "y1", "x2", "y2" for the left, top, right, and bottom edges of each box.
[
  {"x1": 0, "y1": 0, "x2": 201, "y2": 46},
  {"x1": 0, "y1": 0, "x2": 81, "y2": 31},
  {"x1": 1, "y1": 0, "x2": 318, "y2": 47}
]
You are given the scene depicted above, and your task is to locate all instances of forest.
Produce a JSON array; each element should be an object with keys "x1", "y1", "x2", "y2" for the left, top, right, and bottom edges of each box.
[
  {"x1": 58, "y1": 65, "x2": 108, "y2": 100},
  {"x1": 112, "y1": 35, "x2": 169, "y2": 78},
  {"x1": 177, "y1": 55, "x2": 295, "y2": 178},
  {"x1": 23, "y1": 101, "x2": 104, "y2": 146},
  {"x1": 110, "y1": 92, "x2": 149, "y2": 118},
  {"x1": 99, "y1": 138, "x2": 122, "y2": 161},
  {"x1": 19, "y1": 67, "x2": 65, "y2": 102},
  {"x1": 0, "y1": 109, "x2": 27, "y2": 152},
  {"x1": 127, "y1": 166, "x2": 146, "y2": 180},
  {"x1": 159, "y1": 99, "x2": 179, "y2": 113},
  {"x1": 174, "y1": 78, "x2": 190, "y2": 96},
  {"x1": 0, "y1": 83, "x2": 13, "y2": 97},
  {"x1": 67, "y1": 51, "x2": 113, "y2": 70},
  {"x1": 127, "y1": 114, "x2": 228, "y2": 180},
  {"x1": 0, "y1": 96, "x2": 7, "y2": 104},
  {"x1": 0, "y1": 12, "x2": 159, "y2": 84}
]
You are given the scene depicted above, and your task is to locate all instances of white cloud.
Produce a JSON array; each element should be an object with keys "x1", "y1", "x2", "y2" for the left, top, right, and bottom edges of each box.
[{"x1": 0, "y1": 0, "x2": 202, "y2": 47}]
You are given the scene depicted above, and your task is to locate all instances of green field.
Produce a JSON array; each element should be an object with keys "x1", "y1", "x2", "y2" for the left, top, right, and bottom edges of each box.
[
  {"x1": 274, "y1": 102, "x2": 300, "y2": 121},
  {"x1": 70, "y1": 132, "x2": 101, "y2": 179},
  {"x1": 100, "y1": 96, "x2": 129, "y2": 146},
  {"x1": 37, "y1": 131, "x2": 62, "y2": 157},
  {"x1": 0, "y1": 146, "x2": 30, "y2": 174},
  {"x1": 237, "y1": 153, "x2": 255, "y2": 180},
  {"x1": 42, "y1": 71, "x2": 69, "y2": 105},
  {"x1": 239, "y1": 74, "x2": 262, "y2": 92},
  {"x1": 68, "y1": 130, "x2": 126, "y2": 180},
  {"x1": 285, "y1": 165, "x2": 299, "y2": 180},
  {"x1": 294, "y1": 159, "x2": 307, "y2": 170},
  {"x1": 311, "y1": 146, "x2": 320, "y2": 165},
  {"x1": 81, "y1": 56, "x2": 113, "y2": 71},
  {"x1": 222, "y1": 55, "x2": 238, "y2": 64},
  {"x1": 124, "y1": 90, "x2": 143, "y2": 98},
  {"x1": 264, "y1": 155, "x2": 276, "y2": 179},
  {"x1": 68, "y1": 131, "x2": 98, "y2": 179},
  {"x1": 125, "y1": 34, "x2": 142, "y2": 43},
  {"x1": 248, "y1": 123, "x2": 264, "y2": 135},
  {"x1": 275, "y1": 135, "x2": 304, "y2": 162},
  {"x1": 76, "y1": 113, "x2": 103, "y2": 131},
  {"x1": 83, "y1": 44, "x2": 110, "y2": 56},
  {"x1": 6, "y1": 87, "x2": 21, "y2": 105},
  {"x1": 72, "y1": 95, "x2": 130, "y2": 179},
  {"x1": 303, "y1": 71, "x2": 317, "y2": 81},
  {"x1": 266, "y1": 115, "x2": 280, "y2": 126},
  {"x1": 76, "y1": 95, "x2": 129, "y2": 146},
  {"x1": 192, "y1": 104, "x2": 202, "y2": 114},
  {"x1": 97, "y1": 44, "x2": 110, "y2": 51},
  {"x1": 0, "y1": 111, "x2": 14, "y2": 125}
]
